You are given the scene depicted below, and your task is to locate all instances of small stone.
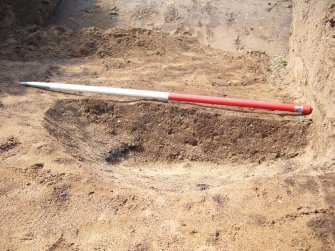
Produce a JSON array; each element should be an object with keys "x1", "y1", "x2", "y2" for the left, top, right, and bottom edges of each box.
[
  {"x1": 298, "y1": 207, "x2": 317, "y2": 215},
  {"x1": 196, "y1": 183, "x2": 209, "y2": 191},
  {"x1": 31, "y1": 163, "x2": 44, "y2": 170}
]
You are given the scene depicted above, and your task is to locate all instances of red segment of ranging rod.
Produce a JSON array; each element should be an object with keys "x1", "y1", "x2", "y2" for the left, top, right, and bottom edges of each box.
[{"x1": 168, "y1": 93, "x2": 312, "y2": 115}]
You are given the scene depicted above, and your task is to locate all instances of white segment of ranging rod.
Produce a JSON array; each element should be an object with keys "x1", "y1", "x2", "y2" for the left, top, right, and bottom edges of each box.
[{"x1": 19, "y1": 82, "x2": 169, "y2": 100}]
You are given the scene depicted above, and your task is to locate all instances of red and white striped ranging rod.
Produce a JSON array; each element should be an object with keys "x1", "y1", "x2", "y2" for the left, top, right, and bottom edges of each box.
[{"x1": 19, "y1": 82, "x2": 312, "y2": 115}]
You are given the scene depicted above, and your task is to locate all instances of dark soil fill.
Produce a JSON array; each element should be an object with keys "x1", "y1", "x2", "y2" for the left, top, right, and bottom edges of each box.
[
  {"x1": 44, "y1": 99, "x2": 310, "y2": 164},
  {"x1": 105, "y1": 142, "x2": 143, "y2": 164},
  {"x1": 0, "y1": 137, "x2": 19, "y2": 153}
]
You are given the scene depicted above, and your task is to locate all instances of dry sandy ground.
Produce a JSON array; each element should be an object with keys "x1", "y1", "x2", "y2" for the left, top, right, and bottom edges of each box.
[
  {"x1": 0, "y1": 1, "x2": 335, "y2": 251},
  {"x1": 54, "y1": 0, "x2": 292, "y2": 55}
]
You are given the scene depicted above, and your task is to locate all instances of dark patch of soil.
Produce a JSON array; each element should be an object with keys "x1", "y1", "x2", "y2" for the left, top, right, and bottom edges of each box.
[
  {"x1": 196, "y1": 183, "x2": 209, "y2": 191},
  {"x1": 0, "y1": 0, "x2": 59, "y2": 27},
  {"x1": 0, "y1": 137, "x2": 19, "y2": 153},
  {"x1": 307, "y1": 216, "x2": 335, "y2": 242},
  {"x1": 31, "y1": 163, "x2": 45, "y2": 170},
  {"x1": 44, "y1": 99, "x2": 310, "y2": 164},
  {"x1": 305, "y1": 174, "x2": 335, "y2": 249},
  {"x1": 105, "y1": 142, "x2": 143, "y2": 164}
]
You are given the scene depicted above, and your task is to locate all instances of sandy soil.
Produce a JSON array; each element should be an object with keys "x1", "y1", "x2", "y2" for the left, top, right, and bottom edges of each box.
[
  {"x1": 0, "y1": 0, "x2": 334, "y2": 250},
  {"x1": 53, "y1": 0, "x2": 292, "y2": 55}
]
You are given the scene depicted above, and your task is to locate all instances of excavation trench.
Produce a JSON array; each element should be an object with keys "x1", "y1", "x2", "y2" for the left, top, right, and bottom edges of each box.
[
  {"x1": 45, "y1": 99, "x2": 310, "y2": 165},
  {"x1": 1, "y1": 0, "x2": 335, "y2": 250}
]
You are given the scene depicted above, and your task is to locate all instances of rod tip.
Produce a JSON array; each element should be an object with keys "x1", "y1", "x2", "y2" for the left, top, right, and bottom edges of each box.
[{"x1": 302, "y1": 105, "x2": 312, "y2": 115}]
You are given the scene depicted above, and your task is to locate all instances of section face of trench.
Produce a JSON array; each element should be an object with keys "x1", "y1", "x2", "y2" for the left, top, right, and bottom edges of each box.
[
  {"x1": 0, "y1": 0, "x2": 60, "y2": 27},
  {"x1": 53, "y1": 0, "x2": 292, "y2": 55},
  {"x1": 45, "y1": 99, "x2": 310, "y2": 165}
]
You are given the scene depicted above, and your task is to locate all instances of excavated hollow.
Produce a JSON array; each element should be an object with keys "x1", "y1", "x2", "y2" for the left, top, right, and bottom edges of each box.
[{"x1": 44, "y1": 99, "x2": 310, "y2": 164}]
